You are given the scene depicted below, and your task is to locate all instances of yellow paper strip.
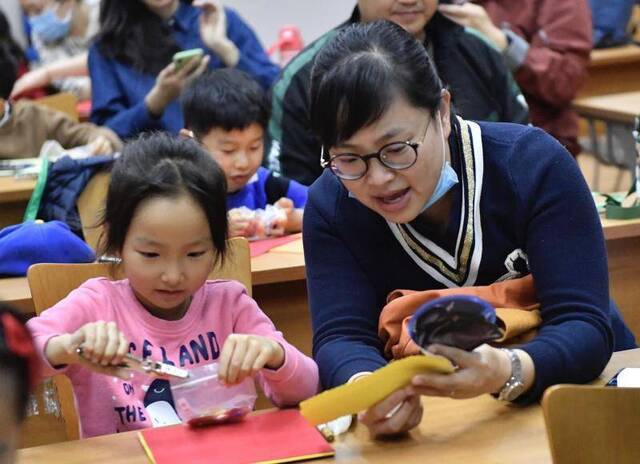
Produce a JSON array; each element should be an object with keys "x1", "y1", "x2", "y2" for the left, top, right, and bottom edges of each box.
[{"x1": 300, "y1": 355, "x2": 455, "y2": 425}]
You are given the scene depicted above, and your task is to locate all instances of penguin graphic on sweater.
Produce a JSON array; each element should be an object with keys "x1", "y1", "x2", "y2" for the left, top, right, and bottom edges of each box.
[{"x1": 142, "y1": 379, "x2": 181, "y2": 427}]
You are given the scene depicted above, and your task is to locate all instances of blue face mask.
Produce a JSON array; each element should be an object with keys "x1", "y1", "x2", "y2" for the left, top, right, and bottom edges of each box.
[
  {"x1": 29, "y1": 9, "x2": 72, "y2": 44},
  {"x1": 419, "y1": 113, "x2": 459, "y2": 213}
]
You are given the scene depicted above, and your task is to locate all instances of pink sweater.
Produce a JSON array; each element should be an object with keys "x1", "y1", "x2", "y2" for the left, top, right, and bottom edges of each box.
[{"x1": 27, "y1": 278, "x2": 319, "y2": 438}]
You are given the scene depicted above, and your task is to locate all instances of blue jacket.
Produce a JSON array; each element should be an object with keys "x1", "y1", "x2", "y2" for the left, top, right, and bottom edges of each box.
[
  {"x1": 227, "y1": 167, "x2": 308, "y2": 210},
  {"x1": 303, "y1": 119, "x2": 635, "y2": 403},
  {"x1": 38, "y1": 156, "x2": 113, "y2": 237},
  {"x1": 89, "y1": 2, "x2": 279, "y2": 139}
]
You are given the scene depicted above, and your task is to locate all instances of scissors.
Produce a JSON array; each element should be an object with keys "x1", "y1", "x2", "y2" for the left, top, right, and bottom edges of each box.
[{"x1": 76, "y1": 347, "x2": 190, "y2": 379}]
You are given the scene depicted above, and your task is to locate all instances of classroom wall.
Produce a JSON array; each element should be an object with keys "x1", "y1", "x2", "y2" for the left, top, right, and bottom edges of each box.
[{"x1": 225, "y1": 0, "x2": 355, "y2": 49}]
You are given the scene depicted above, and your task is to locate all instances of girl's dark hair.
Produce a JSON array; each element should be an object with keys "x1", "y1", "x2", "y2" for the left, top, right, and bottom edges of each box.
[
  {"x1": 0, "y1": 303, "x2": 35, "y2": 421},
  {"x1": 0, "y1": 11, "x2": 25, "y2": 99},
  {"x1": 96, "y1": 0, "x2": 191, "y2": 75},
  {"x1": 100, "y1": 132, "x2": 228, "y2": 264},
  {"x1": 310, "y1": 20, "x2": 443, "y2": 149},
  {"x1": 182, "y1": 69, "x2": 270, "y2": 137}
]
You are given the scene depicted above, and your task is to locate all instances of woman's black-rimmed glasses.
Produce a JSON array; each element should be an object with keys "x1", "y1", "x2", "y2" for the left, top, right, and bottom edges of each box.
[{"x1": 321, "y1": 117, "x2": 432, "y2": 180}]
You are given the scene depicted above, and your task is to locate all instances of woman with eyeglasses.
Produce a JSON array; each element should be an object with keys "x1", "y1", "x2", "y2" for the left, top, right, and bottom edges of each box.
[{"x1": 304, "y1": 20, "x2": 636, "y2": 438}]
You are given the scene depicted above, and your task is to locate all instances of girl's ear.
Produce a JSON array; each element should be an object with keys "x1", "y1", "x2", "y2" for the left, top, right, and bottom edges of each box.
[{"x1": 96, "y1": 224, "x2": 119, "y2": 258}]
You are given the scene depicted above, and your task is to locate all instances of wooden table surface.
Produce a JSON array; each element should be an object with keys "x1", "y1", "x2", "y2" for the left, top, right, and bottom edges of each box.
[
  {"x1": 0, "y1": 176, "x2": 36, "y2": 203},
  {"x1": 4, "y1": 217, "x2": 638, "y2": 314},
  {"x1": 251, "y1": 239, "x2": 305, "y2": 286},
  {"x1": 579, "y1": 44, "x2": 640, "y2": 98},
  {"x1": 0, "y1": 238, "x2": 307, "y2": 316},
  {"x1": 0, "y1": 176, "x2": 36, "y2": 229},
  {"x1": 16, "y1": 348, "x2": 639, "y2": 464},
  {"x1": 601, "y1": 216, "x2": 640, "y2": 240},
  {"x1": 589, "y1": 44, "x2": 640, "y2": 68},
  {"x1": 572, "y1": 90, "x2": 640, "y2": 125}
]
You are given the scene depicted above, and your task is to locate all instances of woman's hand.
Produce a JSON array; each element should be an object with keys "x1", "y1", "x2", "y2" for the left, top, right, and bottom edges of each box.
[
  {"x1": 409, "y1": 344, "x2": 513, "y2": 399},
  {"x1": 88, "y1": 135, "x2": 114, "y2": 155},
  {"x1": 438, "y1": 3, "x2": 508, "y2": 51},
  {"x1": 194, "y1": 0, "x2": 240, "y2": 67},
  {"x1": 45, "y1": 321, "x2": 129, "y2": 378},
  {"x1": 144, "y1": 54, "x2": 211, "y2": 117},
  {"x1": 358, "y1": 387, "x2": 423, "y2": 438},
  {"x1": 10, "y1": 68, "x2": 51, "y2": 98},
  {"x1": 218, "y1": 334, "x2": 285, "y2": 384}
]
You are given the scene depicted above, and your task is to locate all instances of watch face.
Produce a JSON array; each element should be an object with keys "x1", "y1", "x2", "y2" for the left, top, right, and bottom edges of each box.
[{"x1": 502, "y1": 382, "x2": 526, "y2": 402}]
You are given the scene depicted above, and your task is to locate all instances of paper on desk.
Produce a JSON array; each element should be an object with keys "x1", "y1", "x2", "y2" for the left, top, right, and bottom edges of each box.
[
  {"x1": 300, "y1": 354, "x2": 455, "y2": 425},
  {"x1": 249, "y1": 233, "x2": 301, "y2": 257},
  {"x1": 617, "y1": 368, "x2": 640, "y2": 387},
  {"x1": 270, "y1": 234, "x2": 303, "y2": 253}
]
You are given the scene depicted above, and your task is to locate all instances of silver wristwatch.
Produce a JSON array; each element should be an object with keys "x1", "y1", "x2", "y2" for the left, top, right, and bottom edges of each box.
[{"x1": 497, "y1": 348, "x2": 525, "y2": 402}]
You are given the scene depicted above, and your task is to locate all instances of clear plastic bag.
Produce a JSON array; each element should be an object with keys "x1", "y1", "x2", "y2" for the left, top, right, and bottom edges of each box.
[
  {"x1": 170, "y1": 363, "x2": 257, "y2": 427},
  {"x1": 228, "y1": 205, "x2": 287, "y2": 240}
]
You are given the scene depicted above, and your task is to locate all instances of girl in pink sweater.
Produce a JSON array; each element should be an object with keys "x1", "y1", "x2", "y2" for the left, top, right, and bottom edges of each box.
[{"x1": 27, "y1": 133, "x2": 319, "y2": 438}]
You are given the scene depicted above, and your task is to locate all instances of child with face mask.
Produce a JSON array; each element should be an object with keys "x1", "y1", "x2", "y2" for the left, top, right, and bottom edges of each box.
[{"x1": 20, "y1": 0, "x2": 99, "y2": 100}]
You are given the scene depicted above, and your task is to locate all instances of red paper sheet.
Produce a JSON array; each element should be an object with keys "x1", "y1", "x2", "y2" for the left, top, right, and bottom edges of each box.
[
  {"x1": 138, "y1": 409, "x2": 334, "y2": 464},
  {"x1": 249, "y1": 233, "x2": 302, "y2": 258}
]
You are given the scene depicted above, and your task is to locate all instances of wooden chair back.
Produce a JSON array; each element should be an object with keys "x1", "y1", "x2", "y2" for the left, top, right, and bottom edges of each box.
[
  {"x1": 76, "y1": 171, "x2": 110, "y2": 252},
  {"x1": 20, "y1": 238, "x2": 251, "y2": 446},
  {"x1": 542, "y1": 384, "x2": 640, "y2": 464},
  {"x1": 35, "y1": 93, "x2": 79, "y2": 122}
]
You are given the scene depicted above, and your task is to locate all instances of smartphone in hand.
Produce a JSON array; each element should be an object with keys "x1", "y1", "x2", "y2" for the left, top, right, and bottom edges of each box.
[{"x1": 173, "y1": 48, "x2": 204, "y2": 71}]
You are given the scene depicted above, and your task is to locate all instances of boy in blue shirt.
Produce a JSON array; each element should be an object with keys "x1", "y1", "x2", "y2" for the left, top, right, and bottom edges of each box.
[{"x1": 181, "y1": 69, "x2": 307, "y2": 238}]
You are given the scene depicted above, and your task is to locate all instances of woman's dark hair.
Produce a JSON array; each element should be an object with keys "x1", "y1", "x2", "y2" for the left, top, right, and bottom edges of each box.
[
  {"x1": 96, "y1": 0, "x2": 191, "y2": 75},
  {"x1": 100, "y1": 132, "x2": 228, "y2": 264},
  {"x1": 0, "y1": 303, "x2": 35, "y2": 422},
  {"x1": 182, "y1": 69, "x2": 270, "y2": 137},
  {"x1": 310, "y1": 20, "x2": 443, "y2": 149},
  {"x1": 0, "y1": 11, "x2": 25, "y2": 99}
]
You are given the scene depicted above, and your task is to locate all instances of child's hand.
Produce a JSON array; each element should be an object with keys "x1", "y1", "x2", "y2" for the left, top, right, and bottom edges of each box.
[
  {"x1": 218, "y1": 334, "x2": 285, "y2": 385},
  {"x1": 228, "y1": 210, "x2": 257, "y2": 237},
  {"x1": 46, "y1": 321, "x2": 130, "y2": 379},
  {"x1": 274, "y1": 197, "x2": 303, "y2": 233},
  {"x1": 88, "y1": 135, "x2": 114, "y2": 155},
  {"x1": 268, "y1": 198, "x2": 291, "y2": 236}
]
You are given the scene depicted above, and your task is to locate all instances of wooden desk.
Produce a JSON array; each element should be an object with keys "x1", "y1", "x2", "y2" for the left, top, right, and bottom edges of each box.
[
  {"x1": 16, "y1": 348, "x2": 640, "y2": 463},
  {"x1": 0, "y1": 240, "x2": 306, "y2": 316},
  {"x1": 0, "y1": 176, "x2": 35, "y2": 229},
  {"x1": 572, "y1": 91, "x2": 638, "y2": 188},
  {"x1": 573, "y1": 91, "x2": 640, "y2": 126},
  {"x1": 579, "y1": 45, "x2": 640, "y2": 98},
  {"x1": 2, "y1": 217, "x2": 640, "y2": 346},
  {"x1": 251, "y1": 244, "x2": 305, "y2": 286},
  {"x1": 0, "y1": 277, "x2": 32, "y2": 314},
  {"x1": 601, "y1": 217, "x2": 640, "y2": 341}
]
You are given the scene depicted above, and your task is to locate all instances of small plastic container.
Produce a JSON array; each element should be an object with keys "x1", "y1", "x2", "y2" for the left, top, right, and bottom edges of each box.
[{"x1": 170, "y1": 363, "x2": 257, "y2": 427}]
